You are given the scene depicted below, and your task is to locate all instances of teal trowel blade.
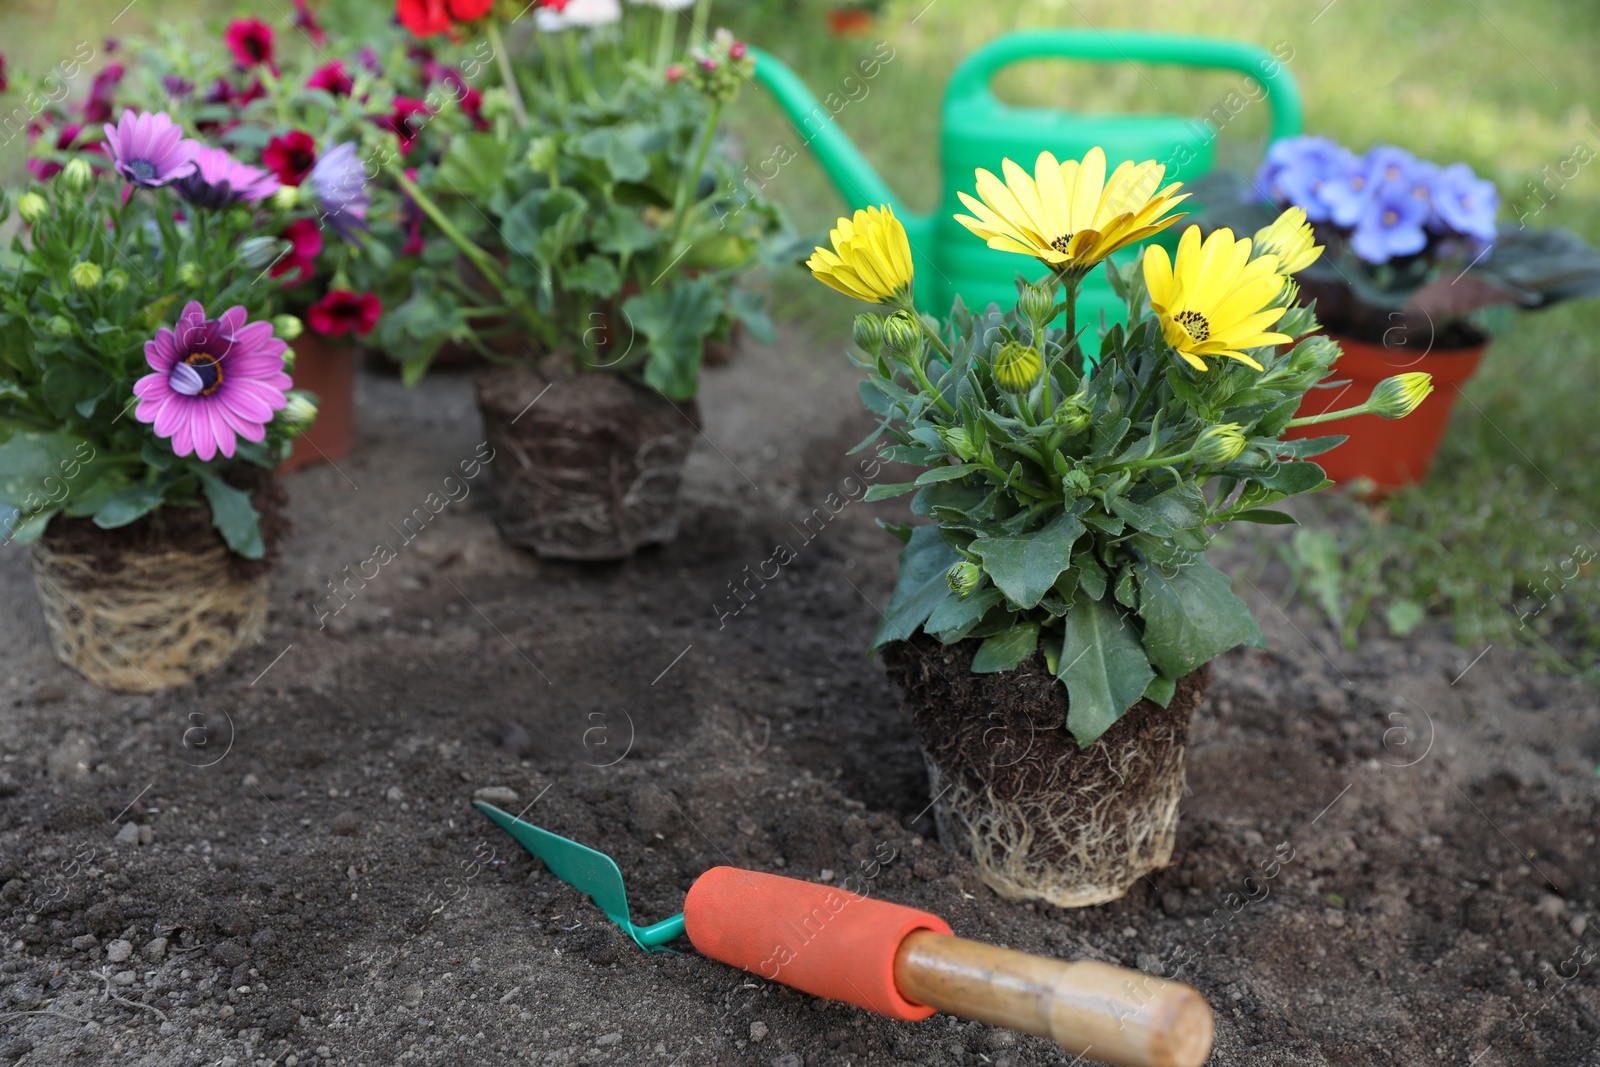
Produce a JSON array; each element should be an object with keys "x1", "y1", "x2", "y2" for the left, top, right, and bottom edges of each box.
[{"x1": 474, "y1": 801, "x2": 686, "y2": 952}]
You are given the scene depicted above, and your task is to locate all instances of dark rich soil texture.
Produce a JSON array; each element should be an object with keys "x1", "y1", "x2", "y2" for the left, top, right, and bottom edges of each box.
[{"x1": 2, "y1": 327, "x2": 1599, "y2": 1067}]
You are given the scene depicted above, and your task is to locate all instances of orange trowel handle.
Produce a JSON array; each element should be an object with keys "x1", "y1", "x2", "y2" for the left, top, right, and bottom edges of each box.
[{"x1": 684, "y1": 867, "x2": 1213, "y2": 1067}]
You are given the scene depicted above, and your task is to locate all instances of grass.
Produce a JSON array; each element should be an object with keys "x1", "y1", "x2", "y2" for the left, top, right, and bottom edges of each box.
[{"x1": 4, "y1": 0, "x2": 1600, "y2": 669}]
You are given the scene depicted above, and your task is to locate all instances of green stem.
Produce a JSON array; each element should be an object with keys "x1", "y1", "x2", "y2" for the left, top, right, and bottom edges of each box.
[
  {"x1": 486, "y1": 21, "x2": 529, "y2": 130},
  {"x1": 910, "y1": 309, "x2": 955, "y2": 364},
  {"x1": 665, "y1": 98, "x2": 723, "y2": 256},
  {"x1": 563, "y1": 30, "x2": 600, "y2": 107},
  {"x1": 908, "y1": 354, "x2": 956, "y2": 417},
  {"x1": 1284, "y1": 404, "x2": 1374, "y2": 428},
  {"x1": 654, "y1": 7, "x2": 676, "y2": 70},
  {"x1": 393, "y1": 170, "x2": 507, "y2": 295},
  {"x1": 691, "y1": 0, "x2": 712, "y2": 43}
]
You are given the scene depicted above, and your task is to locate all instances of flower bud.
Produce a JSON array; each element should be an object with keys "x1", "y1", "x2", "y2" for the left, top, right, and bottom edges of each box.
[
  {"x1": 17, "y1": 192, "x2": 48, "y2": 224},
  {"x1": 47, "y1": 315, "x2": 73, "y2": 338},
  {"x1": 947, "y1": 561, "x2": 982, "y2": 597},
  {"x1": 273, "y1": 315, "x2": 305, "y2": 341},
  {"x1": 69, "y1": 261, "x2": 103, "y2": 291},
  {"x1": 991, "y1": 341, "x2": 1043, "y2": 392},
  {"x1": 1054, "y1": 397, "x2": 1092, "y2": 435},
  {"x1": 272, "y1": 185, "x2": 301, "y2": 211},
  {"x1": 1061, "y1": 468, "x2": 1092, "y2": 498},
  {"x1": 525, "y1": 136, "x2": 559, "y2": 172},
  {"x1": 177, "y1": 262, "x2": 202, "y2": 287},
  {"x1": 665, "y1": 65, "x2": 686, "y2": 84},
  {"x1": 104, "y1": 269, "x2": 128, "y2": 293},
  {"x1": 1017, "y1": 281, "x2": 1056, "y2": 324},
  {"x1": 940, "y1": 427, "x2": 976, "y2": 461},
  {"x1": 238, "y1": 236, "x2": 285, "y2": 270},
  {"x1": 280, "y1": 346, "x2": 297, "y2": 373},
  {"x1": 882, "y1": 310, "x2": 923, "y2": 357},
  {"x1": 61, "y1": 158, "x2": 93, "y2": 193},
  {"x1": 1193, "y1": 422, "x2": 1248, "y2": 465},
  {"x1": 852, "y1": 314, "x2": 884, "y2": 353},
  {"x1": 280, "y1": 392, "x2": 319, "y2": 433},
  {"x1": 1367, "y1": 372, "x2": 1433, "y2": 419}
]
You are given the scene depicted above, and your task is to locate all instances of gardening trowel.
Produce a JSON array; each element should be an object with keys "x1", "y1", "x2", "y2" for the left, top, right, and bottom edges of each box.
[{"x1": 476, "y1": 801, "x2": 1214, "y2": 1067}]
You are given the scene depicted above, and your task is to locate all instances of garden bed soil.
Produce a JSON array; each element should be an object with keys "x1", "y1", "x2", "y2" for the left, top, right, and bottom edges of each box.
[{"x1": 0, "y1": 323, "x2": 1597, "y2": 1066}]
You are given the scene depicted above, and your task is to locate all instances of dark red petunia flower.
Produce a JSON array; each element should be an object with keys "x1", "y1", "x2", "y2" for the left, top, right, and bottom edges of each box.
[
  {"x1": 0, "y1": 54, "x2": 8, "y2": 94},
  {"x1": 396, "y1": 0, "x2": 495, "y2": 39},
  {"x1": 292, "y1": 0, "x2": 329, "y2": 47},
  {"x1": 385, "y1": 97, "x2": 433, "y2": 155},
  {"x1": 308, "y1": 289, "x2": 382, "y2": 337},
  {"x1": 271, "y1": 219, "x2": 325, "y2": 286},
  {"x1": 81, "y1": 64, "x2": 126, "y2": 124},
  {"x1": 307, "y1": 61, "x2": 354, "y2": 97},
  {"x1": 225, "y1": 19, "x2": 276, "y2": 70},
  {"x1": 459, "y1": 86, "x2": 489, "y2": 131},
  {"x1": 263, "y1": 130, "x2": 318, "y2": 186}
]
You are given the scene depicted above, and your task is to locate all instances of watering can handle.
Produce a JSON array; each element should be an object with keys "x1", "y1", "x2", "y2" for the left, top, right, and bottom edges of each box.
[{"x1": 945, "y1": 30, "x2": 1302, "y2": 144}]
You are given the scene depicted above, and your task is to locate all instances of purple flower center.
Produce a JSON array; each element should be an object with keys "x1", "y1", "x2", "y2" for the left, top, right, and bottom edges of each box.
[
  {"x1": 128, "y1": 159, "x2": 158, "y2": 183},
  {"x1": 170, "y1": 353, "x2": 223, "y2": 396}
]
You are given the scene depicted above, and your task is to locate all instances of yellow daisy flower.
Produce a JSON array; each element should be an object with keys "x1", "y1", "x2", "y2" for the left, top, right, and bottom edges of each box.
[
  {"x1": 953, "y1": 147, "x2": 1187, "y2": 273},
  {"x1": 806, "y1": 205, "x2": 914, "y2": 305},
  {"x1": 1252, "y1": 207, "x2": 1323, "y2": 275},
  {"x1": 1143, "y1": 225, "x2": 1293, "y2": 372}
]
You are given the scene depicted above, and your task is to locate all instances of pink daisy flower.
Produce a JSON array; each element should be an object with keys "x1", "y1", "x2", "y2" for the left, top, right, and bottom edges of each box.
[
  {"x1": 176, "y1": 144, "x2": 281, "y2": 208},
  {"x1": 102, "y1": 110, "x2": 198, "y2": 188},
  {"x1": 134, "y1": 302, "x2": 291, "y2": 461}
]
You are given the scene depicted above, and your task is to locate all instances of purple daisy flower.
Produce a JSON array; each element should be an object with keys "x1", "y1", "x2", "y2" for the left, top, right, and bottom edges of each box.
[
  {"x1": 102, "y1": 109, "x2": 198, "y2": 188},
  {"x1": 176, "y1": 144, "x2": 281, "y2": 209},
  {"x1": 1431, "y1": 162, "x2": 1498, "y2": 242},
  {"x1": 309, "y1": 141, "x2": 371, "y2": 240},
  {"x1": 1349, "y1": 179, "x2": 1430, "y2": 264},
  {"x1": 133, "y1": 302, "x2": 291, "y2": 461}
]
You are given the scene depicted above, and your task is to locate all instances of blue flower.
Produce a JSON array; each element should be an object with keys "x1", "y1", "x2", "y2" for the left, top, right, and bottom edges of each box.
[
  {"x1": 1350, "y1": 179, "x2": 1430, "y2": 263},
  {"x1": 1430, "y1": 162, "x2": 1498, "y2": 242},
  {"x1": 309, "y1": 141, "x2": 371, "y2": 241},
  {"x1": 1255, "y1": 135, "x2": 1355, "y2": 223}
]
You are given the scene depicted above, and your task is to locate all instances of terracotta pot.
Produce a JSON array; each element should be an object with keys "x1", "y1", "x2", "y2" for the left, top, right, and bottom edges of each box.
[
  {"x1": 883, "y1": 635, "x2": 1207, "y2": 908},
  {"x1": 475, "y1": 364, "x2": 699, "y2": 560},
  {"x1": 281, "y1": 333, "x2": 357, "y2": 474},
  {"x1": 827, "y1": 9, "x2": 875, "y2": 36},
  {"x1": 1285, "y1": 333, "x2": 1486, "y2": 493}
]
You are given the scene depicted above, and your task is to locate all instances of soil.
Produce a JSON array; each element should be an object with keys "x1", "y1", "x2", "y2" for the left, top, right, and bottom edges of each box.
[
  {"x1": 38, "y1": 465, "x2": 289, "y2": 581},
  {"x1": 1, "y1": 321, "x2": 1598, "y2": 1067},
  {"x1": 475, "y1": 363, "x2": 700, "y2": 561}
]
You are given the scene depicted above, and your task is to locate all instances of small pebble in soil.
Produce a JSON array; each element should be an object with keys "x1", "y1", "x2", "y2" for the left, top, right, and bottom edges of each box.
[
  {"x1": 105, "y1": 939, "x2": 133, "y2": 963},
  {"x1": 114, "y1": 822, "x2": 140, "y2": 846},
  {"x1": 385, "y1": 786, "x2": 403, "y2": 803},
  {"x1": 71, "y1": 934, "x2": 98, "y2": 952},
  {"x1": 595, "y1": 1033, "x2": 622, "y2": 1047},
  {"x1": 331, "y1": 811, "x2": 362, "y2": 836},
  {"x1": 47, "y1": 733, "x2": 95, "y2": 780},
  {"x1": 750, "y1": 1022, "x2": 769, "y2": 1043},
  {"x1": 473, "y1": 786, "x2": 519, "y2": 806},
  {"x1": 143, "y1": 937, "x2": 167, "y2": 962}
]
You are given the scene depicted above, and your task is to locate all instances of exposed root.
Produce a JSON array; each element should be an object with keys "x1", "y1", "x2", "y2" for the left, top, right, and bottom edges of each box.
[{"x1": 30, "y1": 540, "x2": 267, "y2": 693}]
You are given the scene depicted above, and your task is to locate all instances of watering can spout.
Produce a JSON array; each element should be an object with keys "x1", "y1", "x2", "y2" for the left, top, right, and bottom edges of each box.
[{"x1": 747, "y1": 47, "x2": 931, "y2": 242}]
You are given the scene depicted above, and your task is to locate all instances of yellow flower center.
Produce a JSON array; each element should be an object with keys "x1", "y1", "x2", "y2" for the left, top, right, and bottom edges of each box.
[
  {"x1": 1175, "y1": 309, "x2": 1210, "y2": 342},
  {"x1": 1049, "y1": 232, "x2": 1075, "y2": 254},
  {"x1": 1382, "y1": 210, "x2": 1398, "y2": 226}
]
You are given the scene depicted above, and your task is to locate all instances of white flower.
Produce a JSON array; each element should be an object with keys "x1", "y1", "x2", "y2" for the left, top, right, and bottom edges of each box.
[
  {"x1": 627, "y1": 0, "x2": 695, "y2": 8},
  {"x1": 539, "y1": 0, "x2": 624, "y2": 30}
]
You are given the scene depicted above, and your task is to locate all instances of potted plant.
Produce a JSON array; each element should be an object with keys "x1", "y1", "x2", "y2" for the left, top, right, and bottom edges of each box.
[
  {"x1": 809, "y1": 149, "x2": 1434, "y2": 905},
  {"x1": 70, "y1": 12, "x2": 411, "y2": 474},
  {"x1": 0, "y1": 112, "x2": 313, "y2": 692},
  {"x1": 1194, "y1": 136, "x2": 1600, "y2": 491},
  {"x1": 379, "y1": 2, "x2": 788, "y2": 560}
]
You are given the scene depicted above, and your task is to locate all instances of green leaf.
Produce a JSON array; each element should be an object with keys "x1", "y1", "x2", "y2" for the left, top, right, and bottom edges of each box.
[
  {"x1": 199, "y1": 472, "x2": 264, "y2": 560},
  {"x1": 1134, "y1": 557, "x2": 1264, "y2": 679},
  {"x1": 565, "y1": 254, "x2": 622, "y2": 298},
  {"x1": 970, "y1": 513, "x2": 1084, "y2": 610},
  {"x1": 434, "y1": 133, "x2": 510, "y2": 199},
  {"x1": 1253, "y1": 459, "x2": 1330, "y2": 497},
  {"x1": 1144, "y1": 674, "x2": 1177, "y2": 707},
  {"x1": 1383, "y1": 598, "x2": 1426, "y2": 637},
  {"x1": 1108, "y1": 482, "x2": 1207, "y2": 538},
  {"x1": 1228, "y1": 508, "x2": 1298, "y2": 525},
  {"x1": 42, "y1": 362, "x2": 110, "y2": 420},
  {"x1": 502, "y1": 187, "x2": 587, "y2": 270},
  {"x1": 0, "y1": 431, "x2": 90, "y2": 507},
  {"x1": 914, "y1": 464, "x2": 976, "y2": 485},
  {"x1": 864, "y1": 481, "x2": 918, "y2": 502},
  {"x1": 971, "y1": 621, "x2": 1039, "y2": 673},
  {"x1": 593, "y1": 205, "x2": 662, "y2": 256},
  {"x1": 926, "y1": 587, "x2": 1003, "y2": 643},
  {"x1": 1059, "y1": 590, "x2": 1154, "y2": 747},
  {"x1": 7, "y1": 507, "x2": 58, "y2": 544},
  {"x1": 728, "y1": 288, "x2": 776, "y2": 344},
  {"x1": 625, "y1": 277, "x2": 725, "y2": 400},
  {"x1": 871, "y1": 525, "x2": 961, "y2": 650},
  {"x1": 92, "y1": 482, "x2": 166, "y2": 529},
  {"x1": 573, "y1": 124, "x2": 653, "y2": 183}
]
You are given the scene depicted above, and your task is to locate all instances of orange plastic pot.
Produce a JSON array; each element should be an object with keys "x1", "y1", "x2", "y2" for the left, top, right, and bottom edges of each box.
[
  {"x1": 280, "y1": 333, "x2": 357, "y2": 474},
  {"x1": 1285, "y1": 333, "x2": 1486, "y2": 493}
]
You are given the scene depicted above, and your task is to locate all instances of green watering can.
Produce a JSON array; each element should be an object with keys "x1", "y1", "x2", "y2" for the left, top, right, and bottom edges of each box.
[{"x1": 750, "y1": 31, "x2": 1302, "y2": 342}]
